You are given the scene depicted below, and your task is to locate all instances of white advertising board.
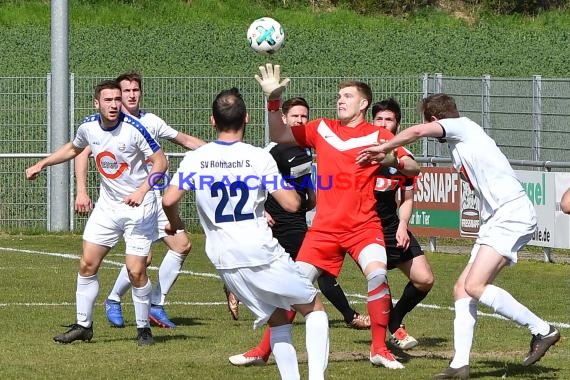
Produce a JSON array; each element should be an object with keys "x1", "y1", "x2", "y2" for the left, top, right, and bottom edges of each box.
[{"x1": 517, "y1": 170, "x2": 555, "y2": 248}]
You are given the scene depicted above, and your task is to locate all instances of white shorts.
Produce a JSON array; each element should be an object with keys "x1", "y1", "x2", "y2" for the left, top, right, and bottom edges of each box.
[
  {"x1": 469, "y1": 196, "x2": 536, "y2": 265},
  {"x1": 83, "y1": 199, "x2": 159, "y2": 256},
  {"x1": 219, "y1": 252, "x2": 318, "y2": 329}
]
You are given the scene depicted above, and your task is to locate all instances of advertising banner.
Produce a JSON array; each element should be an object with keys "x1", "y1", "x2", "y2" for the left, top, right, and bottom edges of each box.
[
  {"x1": 459, "y1": 179, "x2": 481, "y2": 238},
  {"x1": 517, "y1": 171, "x2": 555, "y2": 247},
  {"x1": 408, "y1": 167, "x2": 461, "y2": 238}
]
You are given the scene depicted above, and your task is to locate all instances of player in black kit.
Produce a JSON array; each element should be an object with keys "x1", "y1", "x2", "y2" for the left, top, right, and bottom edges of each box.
[{"x1": 368, "y1": 98, "x2": 434, "y2": 350}]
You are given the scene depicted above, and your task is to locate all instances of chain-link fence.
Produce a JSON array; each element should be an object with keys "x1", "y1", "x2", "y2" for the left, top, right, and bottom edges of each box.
[{"x1": 1, "y1": 74, "x2": 570, "y2": 231}]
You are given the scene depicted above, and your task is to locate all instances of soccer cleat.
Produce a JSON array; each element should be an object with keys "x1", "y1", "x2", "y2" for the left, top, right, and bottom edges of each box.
[
  {"x1": 223, "y1": 285, "x2": 239, "y2": 320},
  {"x1": 105, "y1": 299, "x2": 125, "y2": 328},
  {"x1": 369, "y1": 348, "x2": 404, "y2": 369},
  {"x1": 229, "y1": 348, "x2": 268, "y2": 366},
  {"x1": 136, "y1": 327, "x2": 154, "y2": 346},
  {"x1": 347, "y1": 313, "x2": 371, "y2": 330},
  {"x1": 53, "y1": 324, "x2": 93, "y2": 344},
  {"x1": 433, "y1": 365, "x2": 470, "y2": 379},
  {"x1": 149, "y1": 305, "x2": 176, "y2": 329},
  {"x1": 522, "y1": 325, "x2": 561, "y2": 366},
  {"x1": 389, "y1": 324, "x2": 419, "y2": 350}
]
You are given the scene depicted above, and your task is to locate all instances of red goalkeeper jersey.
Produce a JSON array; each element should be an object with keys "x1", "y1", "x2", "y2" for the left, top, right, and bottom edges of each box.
[{"x1": 291, "y1": 118, "x2": 408, "y2": 233}]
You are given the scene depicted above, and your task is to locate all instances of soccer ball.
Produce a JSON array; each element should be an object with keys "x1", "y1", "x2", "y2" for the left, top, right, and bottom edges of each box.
[{"x1": 247, "y1": 17, "x2": 285, "y2": 55}]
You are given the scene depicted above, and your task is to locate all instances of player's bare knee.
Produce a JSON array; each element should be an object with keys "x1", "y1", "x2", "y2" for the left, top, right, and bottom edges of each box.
[
  {"x1": 165, "y1": 234, "x2": 192, "y2": 255},
  {"x1": 126, "y1": 266, "x2": 146, "y2": 284},
  {"x1": 179, "y1": 242, "x2": 192, "y2": 256},
  {"x1": 463, "y1": 279, "x2": 485, "y2": 300},
  {"x1": 452, "y1": 280, "x2": 467, "y2": 299},
  {"x1": 413, "y1": 271, "x2": 434, "y2": 291},
  {"x1": 78, "y1": 258, "x2": 99, "y2": 276}
]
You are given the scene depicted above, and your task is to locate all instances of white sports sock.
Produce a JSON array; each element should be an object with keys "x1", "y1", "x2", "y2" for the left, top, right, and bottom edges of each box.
[
  {"x1": 450, "y1": 297, "x2": 477, "y2": 368},
  {"x1": 270, "y1": 324, "x2": 300, "y2": 380},
  {"x1": 108, "y1": 265, "x2": 131, "y2": 302},
  {"x1": 305, "y1": 310, "x2": 329, "y2": 380},
  {"x1": 151, "y1": 250, "x2": 186, "y2": 305},
  {"x1": 76, "y1": 273, "x2": 99, "y2": 328},
  {"x1": 132, "y1": 279, "x2": 152, "y2": 328},
  {"x1": 479, "y1": 284, "x2": 550, "y2": 336}
]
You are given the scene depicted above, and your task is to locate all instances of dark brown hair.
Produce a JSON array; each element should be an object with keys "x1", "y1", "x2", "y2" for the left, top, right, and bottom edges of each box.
[
  {"x1": 94, "y1": 80, "x2": 121, "y2": 99},
  {"x1": 420, "y1": 93, "x2": 460, "y2": 120},
  {"x1": 282, "y1": 97, "x2": 310, "y2": 115}
]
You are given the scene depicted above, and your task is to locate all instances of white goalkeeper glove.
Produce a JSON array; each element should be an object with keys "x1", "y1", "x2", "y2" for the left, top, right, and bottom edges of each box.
[{"x1": 254, "y1": 63, "x2": 290, "y2": 100}]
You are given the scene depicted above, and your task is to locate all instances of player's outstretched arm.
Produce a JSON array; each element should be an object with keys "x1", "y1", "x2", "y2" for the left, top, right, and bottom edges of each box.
[
  {"x1": 356, "y1": 122, "x2": 443, "y2": 165},
  {"x1": 74, "y1": 146, "x2": 93, "y2": 213},
  {"x1": 173, "y1": 132, "x2": 206, "y2": 151},
  {"x1": 25, "y1": 142, "x2": 83, "y2": 180}
]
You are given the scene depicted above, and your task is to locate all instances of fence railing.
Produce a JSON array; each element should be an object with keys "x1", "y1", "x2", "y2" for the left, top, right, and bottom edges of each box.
[{"x1": 2, "y1": 74, "x2": 570, "y2": 231}]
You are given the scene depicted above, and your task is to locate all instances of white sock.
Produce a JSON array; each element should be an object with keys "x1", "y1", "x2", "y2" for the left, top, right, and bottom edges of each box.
[
  {"x1": 270, "y1": 324, "x2": 300, "y2": 380},
  {"x1": 305, "y1": 310, "x2": 329, "y2": 380},
  {"x1": 479, "y1": 284, "x2": 550, "y2": 336},
  {"x1": 108, "y1": 265, "x2": 131, "y2": 302},
  {"x1": 151, "y1": 250, "x2": 186, "y2": 305},
  {"x1": 450, "y1": 297, "x2": 477, "y2": 368},
  {"x1": 132, "y1": 279, "x2": 152, "y2": 328},
  {"x1": 76, "y1": 273, "x2": 99, "y2": 328}
]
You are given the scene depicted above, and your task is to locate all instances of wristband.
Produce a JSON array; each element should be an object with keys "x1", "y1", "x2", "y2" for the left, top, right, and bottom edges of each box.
[
  {"x1": 396, "y1": 158, "x2": 405, "y2": 171},
  {"x1": 267, "y1": 99, "x2": 281, "y2": 112}
]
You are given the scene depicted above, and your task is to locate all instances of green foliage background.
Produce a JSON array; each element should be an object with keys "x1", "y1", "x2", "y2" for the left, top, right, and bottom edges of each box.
[{"x1": 1, "y1": 0, "x2": 570, "y2": 77}]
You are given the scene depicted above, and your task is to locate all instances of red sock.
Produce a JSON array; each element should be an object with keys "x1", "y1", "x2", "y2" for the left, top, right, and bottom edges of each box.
[
  {"x1": 367, "y1": 282, "x2": 392, "y2": 353},
  {"x1": 253, "y1": 327, "x2": 272, "y2": 359}
]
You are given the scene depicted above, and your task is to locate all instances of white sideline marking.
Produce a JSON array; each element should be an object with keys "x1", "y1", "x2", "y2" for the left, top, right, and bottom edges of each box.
[
  {"x1": 1, "y1": 246, "x2": 569, "y2": 329},
  {"x1": 0, "y1": 246, "x2": 219, "y2": 278},
  {"x1": 0, "y1": 301, "x2": 227, "y2": 308}
]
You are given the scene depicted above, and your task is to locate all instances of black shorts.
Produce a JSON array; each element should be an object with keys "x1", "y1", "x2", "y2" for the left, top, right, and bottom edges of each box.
[
  {"x1": 273, "y1": 229, "x2": 306, "y2": 261},
  {"x1": 385, "y1": 230, "x2": 424, "y2": 270}
]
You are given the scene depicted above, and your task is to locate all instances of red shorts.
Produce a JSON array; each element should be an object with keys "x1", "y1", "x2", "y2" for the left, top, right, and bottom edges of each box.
[{"x1": 296, "y1": 226, "x2": 385, "y2": 277}]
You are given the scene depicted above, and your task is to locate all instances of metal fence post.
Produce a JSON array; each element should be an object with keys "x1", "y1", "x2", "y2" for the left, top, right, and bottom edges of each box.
[
  {"x1": 434, "y1": 73, "x2": 443, "y2": 157},
  {"x1": 69, "y1": 73, "x2": 75, "y2": 231},
  {"x1": 49, "y1": 0, "x2": 70, "y2": 231},
  {"x1": 482, "y1": 74, "x2": 491, "y2": 136},
  {"x1": 421, "y1": 73, "x2": 429, "y2": 157},
  {"x1": 532, "y1": 75, "x2": 542, "y2": 161}
]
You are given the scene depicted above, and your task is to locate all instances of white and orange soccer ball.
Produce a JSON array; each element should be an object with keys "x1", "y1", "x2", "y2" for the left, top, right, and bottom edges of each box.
[{"x1": 247, "y1": 17, "x2": 285, "y2": 55}]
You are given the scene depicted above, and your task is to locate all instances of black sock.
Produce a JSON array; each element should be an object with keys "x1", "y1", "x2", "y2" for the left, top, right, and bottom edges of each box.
[
  {"x1": 317, "y1": 274, "x2": 355, "y2": 323},
  {"x1": 389, "y1": 281, "x2": 429, "y2": 333}
]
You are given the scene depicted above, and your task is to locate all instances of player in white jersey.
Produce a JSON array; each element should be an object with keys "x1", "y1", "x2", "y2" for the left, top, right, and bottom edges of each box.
[
  {"x1": 74, "y1": 72, "x2": 205, "y2": 329},
  {"x1": 26, "y1": 80, "x2": 167, "y2": 346},
  {"x1": 357, "y1": 93, "x2": 561, "y2": 379},
  {"x1": 162, "y1": 88, "x2": 329, "y2": 380}
]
